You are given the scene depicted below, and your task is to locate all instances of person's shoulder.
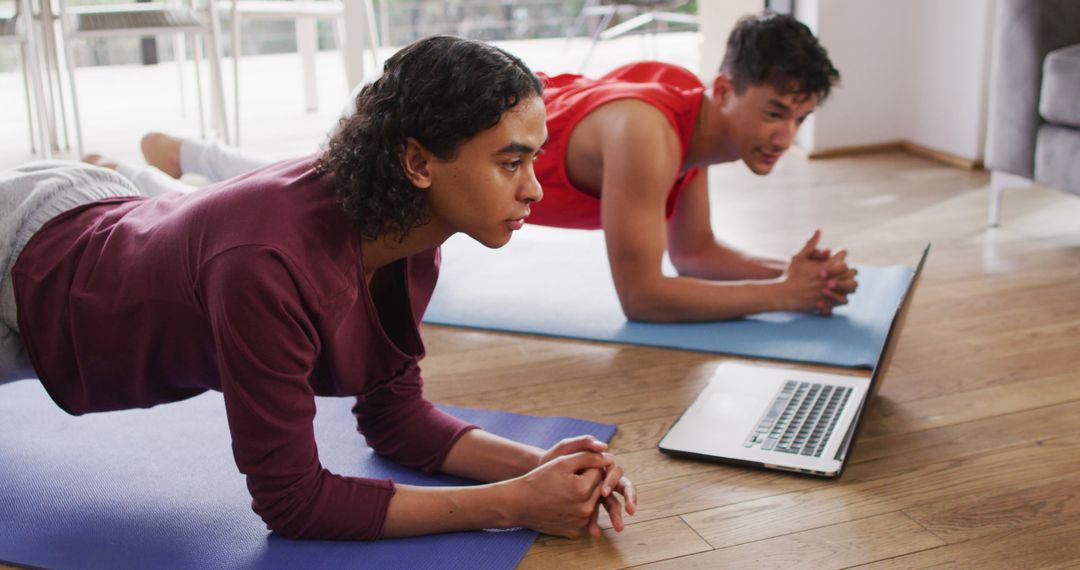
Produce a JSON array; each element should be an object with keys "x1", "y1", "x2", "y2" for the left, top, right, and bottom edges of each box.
[
  {"x1": 591, "y1": 101, "x2": 682, "y2": 179},
  {"x1": 602, "y1": 61, "x2": 704, "y2": 90},
  {"x1": 591, "y1": 98, "x2": 679, "y2": 142}
]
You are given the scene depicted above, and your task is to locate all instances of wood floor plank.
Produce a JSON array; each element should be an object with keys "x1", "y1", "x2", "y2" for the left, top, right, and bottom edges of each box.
[
  {"x1": 612, "y1": 462, "x2": 824, "y2": 529},
  {"x1": 863, "y1": 371, "x2": 1080, "y2": 439},
  {"x1": 876, "y1": 342, "x2": 1080, "y2": 405},
  {"x1": 638, "y1": 512, "x2": 944, "y2": 570},
  {"x1": 608, "y1": 447, "x2": 723, "y2": 487},
  {"x1": 604, "y1": 397, "x2": 1080, "y2": 522},
  {"x1": 607, "y1": 417, "x2": 677, "y2": 454},
  {"x1": 680, "y1": 435, "x2": 1080, "y2": 549},
  {"x1": 432, "y1": 354, "x2": 717, "y2": 413},
  {"x1": 903, "y1": 473, "x2": 1080, "y2": 544},
  {"x1": 854, "y1": 512, "x2": 1080, "y2": 570},
  {"x1": 525, "y1": 382, "x2": 713, "y2": 426},
  {"x1": 518, "y1": 517, "x2": 712, "y2": 570},
  {"x1": 852, "y1": 399, "x2": 1080, "y2": 469}
]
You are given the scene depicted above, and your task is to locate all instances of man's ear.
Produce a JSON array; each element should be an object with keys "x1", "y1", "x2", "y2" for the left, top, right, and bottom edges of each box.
[
  {"x1": 713, "y1": 73, "x2": 734, "y2": 104},
  {"x1": 401, "y1": 138, "x2": 433, "y2": 189}
]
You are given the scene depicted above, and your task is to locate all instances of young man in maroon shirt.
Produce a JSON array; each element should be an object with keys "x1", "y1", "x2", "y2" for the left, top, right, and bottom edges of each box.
[{"x1": 0, "y1": 36, "x2": 633, "y2": 541}]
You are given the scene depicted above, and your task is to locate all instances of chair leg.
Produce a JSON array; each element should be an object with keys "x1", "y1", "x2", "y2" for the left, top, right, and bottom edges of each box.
[
  {"x1": 297, "y1": 17, "x2": 319, "y2": 113},
  {"x1": 22, "y1": 23, "x2": 52, "y2": 159},
  {"x1": 41, "y1": 9, "x2": 70, "y2": 151},
  {"x1": 19, "y1": 44, "x2": 37, "y2": 155},
  {"x1": 562, "y1": 0, "x2": 596, "y2": 51},
  {"x1": 579, "y1": 8, "x2": 617, "y2": 73},
  {"x1": 202, "y1": 0, "x2": 231, "y2": 144},
  {"x1": 37, "y1": 42, "x2": 61, "y2": 151},
  {"x1": 651, "y1": 11, "x2": 700, "y2": 26},
  {"x1": 377, "y1": 0, "x2": 389, "y2": 47},
  {"x1": 332, "y1": 13, "x2": 350, "y2": 88},
  {"x1": 364, "y1": 0, "x2": 380, "y2": 71},
  {"x1": 174, "y1": 34, "x2": 188, "y2": 118},
  {"x1": 61, "y1": 36, "x2": 85, "y2": 157},
  {"x1": 231, "y1": 9, "x2": 241, "y2": 145},
  {"x1": 599, "y1": 12, "x2": 653, "y2": 40},
  {"x1": 192, "y1": 32, "x2": 206, "y2": 140}
]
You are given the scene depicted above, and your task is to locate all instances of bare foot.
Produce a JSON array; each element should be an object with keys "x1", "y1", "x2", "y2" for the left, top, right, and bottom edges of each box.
[
  {"x1": 140, "y1": 132, "x2": 183, "y2": 178},
  {"x1": 81, "y1": 153, "x2": 119, "y2": 171}
]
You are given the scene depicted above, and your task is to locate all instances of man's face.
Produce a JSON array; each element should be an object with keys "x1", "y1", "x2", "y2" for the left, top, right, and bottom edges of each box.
[
  {"x1": 422, "y1": 96, "x2": 548, "y2": 248},
  {"x1": 722, "y1": 81, "x2": 817, "y2": 175}
]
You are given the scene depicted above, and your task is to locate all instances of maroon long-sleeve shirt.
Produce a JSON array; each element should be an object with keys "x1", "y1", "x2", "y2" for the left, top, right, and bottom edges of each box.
[{"x1": 11, "y1": 157, "x2": 476, "y2": 540}]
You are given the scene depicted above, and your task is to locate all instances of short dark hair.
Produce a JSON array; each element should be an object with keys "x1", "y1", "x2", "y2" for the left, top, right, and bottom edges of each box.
[
  {"x1": 719, "y1": 12, "x2": 839, "y2": 103},
  {"x1": 316, "y1": 36, "x2": 542, "y2": 241}
]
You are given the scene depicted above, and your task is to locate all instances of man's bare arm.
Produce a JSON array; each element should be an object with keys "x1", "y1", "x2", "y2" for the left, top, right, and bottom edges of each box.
[
  {"x1": 597, "y1": 102, "x2": 814, "y2": 322},
  {"x1": 665, "y1": 172, "x2": 788, "y2": 280}
]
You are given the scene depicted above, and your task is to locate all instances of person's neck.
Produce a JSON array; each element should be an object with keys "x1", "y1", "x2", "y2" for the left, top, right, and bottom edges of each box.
[
  {"x1": 359, "y1": 218, "x2": 452, "y2": 283},
  {"x1": 683, "y1": 93, "x2": 740, "y2": 172}
]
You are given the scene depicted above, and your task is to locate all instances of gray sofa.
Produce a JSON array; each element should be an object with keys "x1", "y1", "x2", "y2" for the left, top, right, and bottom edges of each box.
[{"x1": 985, "y1": 0, "x2": 1080, "y2": 226}]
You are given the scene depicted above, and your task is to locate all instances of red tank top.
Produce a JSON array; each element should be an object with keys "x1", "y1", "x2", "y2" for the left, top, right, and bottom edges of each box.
[{"x1": 530, "y1": 61, "x2": 706, "y2": 230}]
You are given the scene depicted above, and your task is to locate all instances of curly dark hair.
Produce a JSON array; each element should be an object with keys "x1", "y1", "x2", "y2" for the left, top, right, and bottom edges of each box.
[
  {"x1": 720, "y1": 12, "x2": 840, "y2": 103},
  {"x1": 316, "y1": 36, "x2": 542, "y2": 241}
]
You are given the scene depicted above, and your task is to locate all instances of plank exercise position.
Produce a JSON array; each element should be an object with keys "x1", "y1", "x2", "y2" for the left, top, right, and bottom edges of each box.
[
  {"x1": 0, "y1": 36, "x2": 634, "y2": 540},
  {"x1": 140, "y1": 13, "x2": 857, "y2": 323}
]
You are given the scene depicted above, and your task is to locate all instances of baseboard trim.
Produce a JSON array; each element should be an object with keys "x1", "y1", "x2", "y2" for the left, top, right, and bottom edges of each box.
[
  {"x1": 808, "y1": 141, "x2": 984, "y2": 170},
  {"x1": 901, "y1": 142, "x2": 983, "y2": 170},
  {"x1": 808, "y1": 142, "x2": 905, "y2": 159}
]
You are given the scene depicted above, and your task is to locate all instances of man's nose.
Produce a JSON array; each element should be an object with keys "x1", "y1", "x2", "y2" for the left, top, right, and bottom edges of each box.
[
  {"x1": 520, "y1": 166, "x2": 543, "y2": 204},
  {"x1": 773, "y1": 120, "x2": 798, "y2": 150}
]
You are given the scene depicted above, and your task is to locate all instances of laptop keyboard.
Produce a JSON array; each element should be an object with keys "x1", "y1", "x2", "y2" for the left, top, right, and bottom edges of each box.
[{"x1": 743, "y1": 380, "x2": 852, "y2": 457}]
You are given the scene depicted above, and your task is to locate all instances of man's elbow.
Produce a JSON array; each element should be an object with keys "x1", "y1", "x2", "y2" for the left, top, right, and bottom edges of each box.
[
  {"x1": 265, "y1": 515, "x2": 311, "y2": 540},
  {"x1": 259, "y1": 500, "x2": 321, "y2": 540},
  {"x1": 668, "y1": 248, "x2": 709, "y2": 279},
  {"x1": 259, "y1": 499, "x2": 380, "y2": 541},
  {"x1": 249, "y1": 473, "x2": 380, "y2": 541},
  {"x1": 617, "y1": 286, "x2": 679, "y2": 323}
]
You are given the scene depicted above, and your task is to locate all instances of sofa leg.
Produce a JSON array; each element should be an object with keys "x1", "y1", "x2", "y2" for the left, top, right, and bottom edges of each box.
[
  {"x1": 988, "y1": 171, "x2": 1033, "y2": 228},
  {"x1": 989, "y1": 178, "x2": 1003, "y2": 227}
]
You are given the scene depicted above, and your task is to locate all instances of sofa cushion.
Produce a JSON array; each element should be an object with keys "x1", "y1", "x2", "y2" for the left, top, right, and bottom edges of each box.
[
  {"x1": 1036, "y1": 124, "x2": 1080, "y2": 195},
  {"x1": 1041, "y1": 43, "x2": 1080, "y2": 128}
]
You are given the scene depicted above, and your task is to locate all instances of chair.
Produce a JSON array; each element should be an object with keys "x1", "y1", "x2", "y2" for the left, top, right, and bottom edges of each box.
[
  {"x1": 220, "y1": 0, "x2": 378, "y2": 145},
  {"x1": 1, "y1": 0, "x2": 51, "y2": 157},
  {"x1": 571, "y1": 0, "x2": 698, "y2": 72},
  {"x1": 56, "y1": 0, "x2": 231, "y2": 156},
  {"x1": 984, "y1": 0, "x2": 1080, "y2": 226}
]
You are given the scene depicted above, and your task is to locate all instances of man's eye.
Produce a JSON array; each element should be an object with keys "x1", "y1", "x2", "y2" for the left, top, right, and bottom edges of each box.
[
  {"x1": 504, "y1": 160, "x2": 521, "y2": 171},
  {"x1": 767, "y1": 112, "x2": 783, "y2": 119}
]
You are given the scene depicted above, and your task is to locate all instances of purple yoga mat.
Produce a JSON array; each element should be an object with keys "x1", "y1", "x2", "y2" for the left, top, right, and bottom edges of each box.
[{"x1": 0, "y1": 381, "x2": 615, "y2": 569}]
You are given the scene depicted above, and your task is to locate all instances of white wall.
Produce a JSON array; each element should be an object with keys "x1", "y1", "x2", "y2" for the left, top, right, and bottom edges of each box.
[
  {"x1": 697, "y1": 0, "x2": 767, "y2": 80},
  {"x1": 797, "y1": 0, "x2": 997, "y2": 160},
  {"x1": 903, "y1": 0, "x2": 996, "y2": 160},
  {"x1": 809, "y1": 0, "x2": 913, "y2": 151}
]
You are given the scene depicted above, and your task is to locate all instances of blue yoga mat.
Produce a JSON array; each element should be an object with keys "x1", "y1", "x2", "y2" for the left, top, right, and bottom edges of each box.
[
  {"x1": 425, "y1": 229, "x2": 914, "y2": 369},
  {"x1": 0, "y1": 381, "x2": 615, "y2": 570}
]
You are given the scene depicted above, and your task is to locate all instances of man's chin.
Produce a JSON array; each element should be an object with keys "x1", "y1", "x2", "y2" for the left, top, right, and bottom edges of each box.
[
  {"x1": 745, "y1": 161, "x2": 776, "y2": 175},
  {"x1": 472, "y1": 231, "x2": 512, "y2": 250}
]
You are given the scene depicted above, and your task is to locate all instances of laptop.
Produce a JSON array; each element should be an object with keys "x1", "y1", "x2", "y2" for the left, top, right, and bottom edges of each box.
[{"x1": 659, "y1": 244, "x2": 930, "y2": 477}]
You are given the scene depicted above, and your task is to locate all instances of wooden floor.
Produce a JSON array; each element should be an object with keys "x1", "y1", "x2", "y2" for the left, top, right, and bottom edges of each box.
[
  {"x1": 417, "y1": 149, "x2": 1080, "y2": 569},
  {"x1": 18, "y1": 33, "x2": 1078, "y2": 570}
]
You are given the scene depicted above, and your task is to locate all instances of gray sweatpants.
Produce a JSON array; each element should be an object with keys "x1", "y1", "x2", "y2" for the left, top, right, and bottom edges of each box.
[{"x1": 0, "y1": 161, "x2": 186, "y2": 384}]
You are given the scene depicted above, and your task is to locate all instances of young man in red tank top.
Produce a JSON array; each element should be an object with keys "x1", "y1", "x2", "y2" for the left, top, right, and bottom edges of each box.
[
  {"x1": 526, "y1": 12, "x2": 854, "y2": 322},
  {"x1": 138, "y1": 13, "x2": 854, "y2": 323}
]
